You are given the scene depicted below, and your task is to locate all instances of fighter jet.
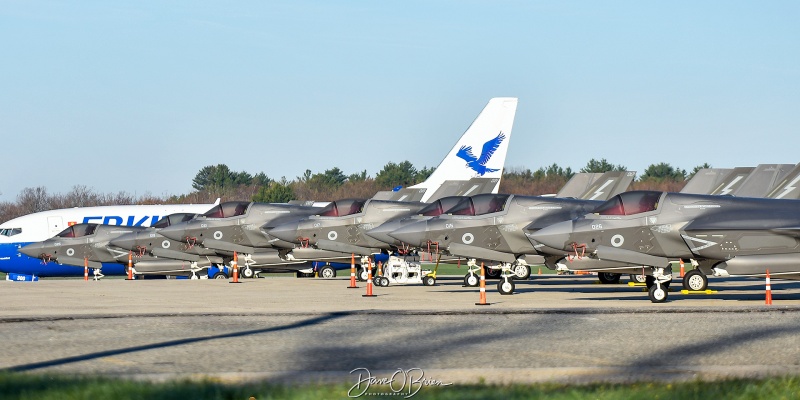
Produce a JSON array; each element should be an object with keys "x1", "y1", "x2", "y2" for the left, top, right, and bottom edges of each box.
[
  {"x1": 530, "y1": 190, "x2": 800, "y2": 302},
  {"x1": 19, "y1": 223, "x2": 141, "y2": 279},
  {"x1": 19, "y1": 215, "x2": 227, "y2": 279}
]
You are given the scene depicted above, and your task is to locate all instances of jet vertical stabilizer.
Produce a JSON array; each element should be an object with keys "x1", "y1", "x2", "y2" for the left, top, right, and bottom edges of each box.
[
  {"x1": 556, "y1": 171, "x2": 636, "y2": 201},
  {"x1": 708, "y1": 167, "x2": 755, "y2": 196},
  {"x1": 766, "y1": 163, "x2": 800, "y2": 199},
  {"x1": 404, "y1": 97, "x2": 518, "y2": 203},
  {"x1": 680, "y1": 168, "x2": 733, "y2": 194},
  {"x1": 733, "y1": 164, "x2": 794, "y2": 198}
]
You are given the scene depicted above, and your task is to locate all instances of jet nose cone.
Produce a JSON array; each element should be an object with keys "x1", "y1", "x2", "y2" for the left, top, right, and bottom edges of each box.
[
  {"x1": 19, "y1": 242, "x2": 46, "y2": 258},
  {"x1": 388, "y1": 221, "x2": 428, "y2": 247},
  {"x1": 109, "y1": 232, "x2": 137, "y2": 250},
  {"x1": 366, "y1": 221, "x2": 402, "y2": 245},
  {"x1": 158, "y1": 225, "x2": 186, "y2": 241},
  {"x1": 268, "y1": 223, "x2": 301, "y2": 243},
  {"x1": 529, "y1": 220, "x2": 574, "y2": 251}
]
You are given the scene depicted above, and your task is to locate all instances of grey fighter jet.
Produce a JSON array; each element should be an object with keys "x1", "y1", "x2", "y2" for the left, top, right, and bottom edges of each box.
[
  {"x1": 531, "y1": 190, "x2": 800, "y2": 302},
  {"x1": 20, "y1": 223, "x2": 141, "y2": 278}
]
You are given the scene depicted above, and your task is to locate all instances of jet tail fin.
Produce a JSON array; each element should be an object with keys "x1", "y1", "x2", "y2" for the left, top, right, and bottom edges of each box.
[
  {"x1": 406, "y1": 97, "x2": 518, "y2": 202},
  {"x1": 555, "y1": 171, "x2": 636, "y2": 200}
]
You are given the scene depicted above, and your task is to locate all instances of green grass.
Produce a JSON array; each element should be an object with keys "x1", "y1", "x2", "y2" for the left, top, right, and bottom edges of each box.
[{"x1": 2, "y1": 373, "x2": 800, "y2": 400}]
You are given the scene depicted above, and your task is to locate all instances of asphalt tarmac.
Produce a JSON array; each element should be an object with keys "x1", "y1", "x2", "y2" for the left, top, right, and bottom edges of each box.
[{"x1": 2, "y1": 274, "x2": 800, "y2": 385}]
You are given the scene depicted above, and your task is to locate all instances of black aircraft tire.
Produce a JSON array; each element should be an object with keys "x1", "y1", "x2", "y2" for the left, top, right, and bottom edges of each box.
[
  {"x1": 423, "y1": 276, "x2": 435, "y2": 286},
  {"x1": 241, "y1": 268, "x2": 254, "y2": 279},
  {"x1": 464, "y1": 273, "x2": 479, "y2": 287},
  {"x1": 358, "y1": 267, "x2": 370, "y2": 282},
  {"x1": 648, "y1": 284, "x2": 668, "y2": 303},
  {"x1": 498, "y1": 279, "x2": 515, "y2": 295},
  {"x1": 682, "y1": 269, "x2": 708, "y2": 291},
  {"x1": 598, "y1": 272, "x2": 621, "y2": 284}
]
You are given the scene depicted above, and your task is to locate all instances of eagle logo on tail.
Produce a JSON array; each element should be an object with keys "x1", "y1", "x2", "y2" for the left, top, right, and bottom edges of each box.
[{"x1": 456, "y1": 132, "x2": 506, "y2": 176}]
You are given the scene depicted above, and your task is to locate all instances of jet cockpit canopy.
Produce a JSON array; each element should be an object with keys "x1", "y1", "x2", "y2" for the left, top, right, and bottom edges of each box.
[
  {"x1": 593, "y1": 191, "x2": 662, "y2": 216},
  {"x1": 448, "y1": 194, "x2": 510, "y2": 216}
]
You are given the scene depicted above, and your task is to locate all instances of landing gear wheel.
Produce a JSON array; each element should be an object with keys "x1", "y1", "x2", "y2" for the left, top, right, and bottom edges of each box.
[
  {"x1": 648, "y1": 284, "x2": 668, "y2": 303},
  {"x1": 464, "y1": 273, "x2": 479, "y2": 287},
  {"x1": 212, "y1": 272, "x2": 228, "y2": 280},
  {"x1": 380, "y1": 277, "x2": 389, "y2": 287},
  {"x1": 682, "y1": 269, "x2": 708, "y2": 291},
  {"x1": 319, "y1": 265, "x2": 336, "y2": 279},
  {"x1": 513, "y1": 264, "x2": 531, "y2": 280},
  {"x1": 422, "y1": 276, "x2": 436, "y2": 286},
  {"x1": 485, "y1": 267, "x2": 502, "y2": 279},
  {"x1": 498, "y1": 278, "x2": 515, "y2": 295},
  {"x1": 373, "y1": 276, "x2": 381, "y2": 287},
  {"x1": 630, "y1": 274, "x2": 647, "y2": 283},
  {"x1": 241, "y1": 267, "x2": 254, "y2": 279},
  {"x1": 598, "y1": 272, "x2": 621, "y2": 284},
  {"x1": 358, "y1": 267, "x2": 370, "y2": 282}
]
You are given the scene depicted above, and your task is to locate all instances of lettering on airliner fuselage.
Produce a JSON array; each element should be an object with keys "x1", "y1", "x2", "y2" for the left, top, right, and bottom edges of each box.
[{"x1": 81, "y1": 216, "x2": 161, "y2": 226}]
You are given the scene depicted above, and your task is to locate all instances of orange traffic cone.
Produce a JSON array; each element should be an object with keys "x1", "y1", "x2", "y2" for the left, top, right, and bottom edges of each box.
[
  {"x1": 538, "y1": 267, "x2": 542, "y2": 275},
  {"x1": 84, "y1": 257, "x2": 89, "y2": 281},
  {"x1": 475, "y1": 262, "x2": 490, "y2": 306},
  {"x1": 230, "y1": 252, "x2": 240, "y2": 283},
  {"x1": 126, "y1": 251, "x2": 134, "y2": 280},
  {"x1": 377, "y1": 261, "x2": 383, "y2": 278},
  {"x1": 679, "y1": 259, "x2": 685, "y2": 278},
  {"x1": 347, "y1": 253, "x2": 358, "y2": 289},
  {"x1": 766, "y1": 269, "x2": 773, "y2": 305},
  {"x1": 363, "y1": 259, "x2": 376, "y2": 297}
]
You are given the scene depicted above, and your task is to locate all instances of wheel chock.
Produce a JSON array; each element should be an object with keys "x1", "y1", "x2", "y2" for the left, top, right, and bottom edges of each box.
[
  {"x1": 680, "y1": 289, "x2": 718, "y2": 295},
  {"x1": 628, "y1": 282, "x2": 646, "y2": 287}
]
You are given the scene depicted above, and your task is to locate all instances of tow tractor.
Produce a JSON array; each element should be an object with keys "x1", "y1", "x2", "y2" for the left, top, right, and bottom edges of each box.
[{"x1": 371, "y1": 254, "x2": 436, "y2": 287}]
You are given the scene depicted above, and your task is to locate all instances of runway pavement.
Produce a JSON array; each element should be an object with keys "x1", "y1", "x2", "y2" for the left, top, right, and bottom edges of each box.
[{"x1": 2, "y1": 274, "x2": 800, "y2": 385}]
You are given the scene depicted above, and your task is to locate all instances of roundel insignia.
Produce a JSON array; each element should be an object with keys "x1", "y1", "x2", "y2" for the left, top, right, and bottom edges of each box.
[
  {"x1": 328, "y1": 231, "x2": 338, "y2": 241},
  {"x1": 66, "y1": 248, "x2": 75, "y2": 256},
  {"x1": 611, "y1": 234, "x2": 624, "y2": 248},
  {"x1": 162, "y1": 240, "x2": 171, "y2": 249},
  {"x1": 462, "y1": 233, "x2": 474, "y2": 245},
  {"x1": 213, "y1": 231, "x2": 223, "y2": 240}
]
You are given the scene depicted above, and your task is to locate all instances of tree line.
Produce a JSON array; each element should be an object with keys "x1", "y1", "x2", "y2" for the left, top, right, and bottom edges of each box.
[{"x1": 0, "y1": 159, "x2": 709, "y2": 223}]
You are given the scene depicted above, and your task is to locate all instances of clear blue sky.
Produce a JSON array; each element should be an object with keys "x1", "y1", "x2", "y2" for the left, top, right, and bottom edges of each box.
[{"x1": 2, "y1": 1, "x2": 799, "y2": 200}]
